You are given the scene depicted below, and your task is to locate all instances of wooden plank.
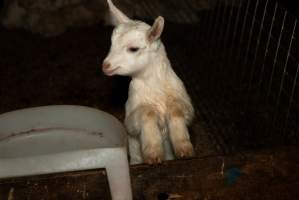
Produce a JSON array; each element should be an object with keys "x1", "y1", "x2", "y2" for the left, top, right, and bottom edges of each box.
[
  {"x1": 0, "y1": 170, "x2": 111, "y2": 200},
  {"x1": 0, "y1": 147, "x2": 298, "y2": 200}
]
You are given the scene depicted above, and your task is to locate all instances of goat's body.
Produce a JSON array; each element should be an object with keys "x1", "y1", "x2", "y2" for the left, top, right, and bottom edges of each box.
[
  {"x1": 103, "y1": 0, "x2": 195, "y2": 164},
  {"x1": 125, "y1": 47, "x2": 193, "y2": 126},
  {"x1": 124, "y1": 45, "x2": 194, "y2": 164}
]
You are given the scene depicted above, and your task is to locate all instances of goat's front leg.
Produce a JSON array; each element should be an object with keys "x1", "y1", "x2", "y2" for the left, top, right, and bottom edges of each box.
[
  {"x1": 126, "y1": 106, "x2": 164, "y2": 164},
  {"x1": 168, "y1": 107, "x2": 194, "y2": 158},
  {"x1": 140, "y1": 108, "x2": 164, "y2": 164},
  {"x1": 128, "y1": 136, "x2": 143, "y2": 164}
]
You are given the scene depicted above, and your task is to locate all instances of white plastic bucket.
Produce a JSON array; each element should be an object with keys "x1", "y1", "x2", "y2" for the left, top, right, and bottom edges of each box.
[{"x1": 0, "y1": 105, "x2": 132, "y2": 200}]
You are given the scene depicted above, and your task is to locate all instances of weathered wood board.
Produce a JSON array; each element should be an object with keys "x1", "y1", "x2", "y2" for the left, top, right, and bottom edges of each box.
[{"x1": 0, "y1": 147, "x2": 298, "y2": 200}]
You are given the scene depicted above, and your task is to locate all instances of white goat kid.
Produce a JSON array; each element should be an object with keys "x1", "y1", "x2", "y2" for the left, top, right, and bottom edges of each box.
[{"x1": 103, "y1": 0, "x2": 195, "y2": 164}]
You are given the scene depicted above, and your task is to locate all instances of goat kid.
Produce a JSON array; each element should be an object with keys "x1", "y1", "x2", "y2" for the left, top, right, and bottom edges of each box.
[{"x1": 103, "y1": 0, "x2": 195, "y2": 164}]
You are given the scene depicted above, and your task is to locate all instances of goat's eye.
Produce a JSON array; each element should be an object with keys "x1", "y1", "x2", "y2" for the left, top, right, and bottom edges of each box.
[{"x1": 128, "y1": 47, "x2": 140, "y2": 53}]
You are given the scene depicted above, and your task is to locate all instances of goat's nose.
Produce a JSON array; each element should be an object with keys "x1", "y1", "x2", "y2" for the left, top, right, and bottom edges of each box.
[{"x1": 102, "y1": 61, "x2": 111, "y2": 70}]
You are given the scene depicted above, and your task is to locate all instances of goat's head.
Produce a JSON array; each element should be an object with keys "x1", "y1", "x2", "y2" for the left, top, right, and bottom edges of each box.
[{"x1": 102, "y1": 0, "x2": 165, "y2": 76}]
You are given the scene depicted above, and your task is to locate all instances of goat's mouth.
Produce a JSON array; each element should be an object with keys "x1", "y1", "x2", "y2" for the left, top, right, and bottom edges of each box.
[{"x1": 103, "y1": 67, "x2": 120, "y2": 76}]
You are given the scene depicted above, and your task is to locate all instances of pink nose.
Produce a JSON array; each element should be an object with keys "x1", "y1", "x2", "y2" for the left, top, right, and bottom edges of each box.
[{"x1": 102, "y1": 61, "x2": 111, "y2": 70}]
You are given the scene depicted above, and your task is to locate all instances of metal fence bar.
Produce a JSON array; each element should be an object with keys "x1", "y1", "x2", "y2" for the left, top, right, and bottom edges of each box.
[
  {"x1": 258, "y1": 2, "x2": 278, "y2": 94},
  {"x1": 199, "y1": 9, "x2": 209, "y2": 44},
  {"x1": 228, "y1": 0, "x2": 243, "y2": 70},
  {"x1": 267, "y1": 11, "x2": 287, "y2": 98},
  {"x1": 208, "y1": 0, "x2": 223, "y2": 56},
  {"x1": 203, "y1": 4, "x2": 215, "y2": 45},
  {"x1": 241, "y1": 0, "x2": 260, "y2": 86},
  {"x1": 273, "y1": 18, "x2": 297, "y2": 135},
  {"x1": 206, "y1": 0, "x2": 222, "y2": 74},
  {"x1": 205, "y1": 1, "x2": 219, "y2": 48},
  {"x1": 215, "y1": 1, "x2": 230, "y2": 88},
  {"x1": 234, "y1": 0, "x2": 251, "y2": 83},
  {"x1": 206, "y1": 0, "x2": 226, "y2": 86},
  {"x1": 248, "y1": 0, "x2": 269, "y2": 93},
  {"x1": 215, "y1": 1, "x2": 230, "y2": 53},
  {"x1": 284, "y1": 61, "x2": 299, "y2": 136},
  {"x1": 223, "y1": 0, "x2": 236, "y2": 51}
]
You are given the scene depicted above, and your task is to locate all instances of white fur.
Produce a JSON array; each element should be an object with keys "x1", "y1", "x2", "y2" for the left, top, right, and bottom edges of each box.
[{"x1": 103, "y1": 0, "x2": 194, "y2": 164}]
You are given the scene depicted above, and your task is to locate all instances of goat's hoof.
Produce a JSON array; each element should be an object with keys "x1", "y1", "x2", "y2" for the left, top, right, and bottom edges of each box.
[
  {"x1": 174, "y1": 140, "x2": 195, "y2": 159},
  {"x1": 143, "y1": 146, "x2": 164, "y2": 165}
]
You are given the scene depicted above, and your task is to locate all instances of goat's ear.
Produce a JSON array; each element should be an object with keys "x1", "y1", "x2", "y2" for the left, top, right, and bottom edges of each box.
[
  {"x1": 107, "y1": 0, "x2": 130, "y2": 25},
  {"x1": 147, "y1": 16, "x2": 164, "y2": 43}
]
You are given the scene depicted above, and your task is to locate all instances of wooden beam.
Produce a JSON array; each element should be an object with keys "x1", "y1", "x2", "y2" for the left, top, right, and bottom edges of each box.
[{"x1": 0, "y1": 146, "x2": 298, "y2": 200}]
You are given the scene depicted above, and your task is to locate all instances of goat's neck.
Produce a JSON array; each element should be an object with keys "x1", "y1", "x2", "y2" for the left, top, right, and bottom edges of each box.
[{"x1": 132, "y1": 45, "x2": 172, "y2": 84}]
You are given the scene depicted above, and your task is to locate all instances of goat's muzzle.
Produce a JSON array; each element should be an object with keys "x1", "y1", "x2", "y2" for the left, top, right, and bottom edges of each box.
[
  {"x1": 102, "y1": 61, "x2": 117, "y2": 76},
  {"x1": 102, "y1": 61, "x2": 111, "y2": 70}
]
